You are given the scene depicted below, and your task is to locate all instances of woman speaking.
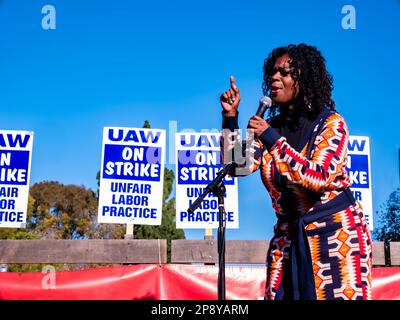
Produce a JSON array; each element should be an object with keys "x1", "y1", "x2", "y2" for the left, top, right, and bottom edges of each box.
[{"x1": 220, "y1": 44, "x2": 372, "y2": 300}]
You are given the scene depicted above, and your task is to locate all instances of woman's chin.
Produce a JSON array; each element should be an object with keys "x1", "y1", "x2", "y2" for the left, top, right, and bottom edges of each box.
[{"x1": 271, "y1": 98, "x2": 286, "y2": 105}]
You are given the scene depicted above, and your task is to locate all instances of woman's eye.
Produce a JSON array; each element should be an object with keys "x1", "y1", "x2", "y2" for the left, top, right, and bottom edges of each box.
[
  {"x1": 280, "y1": 69, "x2": 289, "y2": 76},
  {"x1": 271, "y1": 67, "x2": 291, "y2": 77}
]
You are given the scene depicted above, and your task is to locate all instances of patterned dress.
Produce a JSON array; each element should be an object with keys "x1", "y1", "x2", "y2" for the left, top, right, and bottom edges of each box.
[{"x1": 221, "y1": 109, "x2": 373, "y2": 300}]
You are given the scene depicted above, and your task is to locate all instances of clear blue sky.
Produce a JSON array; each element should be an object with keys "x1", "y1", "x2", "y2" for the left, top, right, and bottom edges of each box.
[{"x1": 1, "y1": 0, "x2": 399, "y2": 240}]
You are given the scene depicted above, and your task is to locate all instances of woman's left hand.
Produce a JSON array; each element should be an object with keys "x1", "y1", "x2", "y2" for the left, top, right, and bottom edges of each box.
[{"x1": 247, "y1": 115, "x2": 270, "y2": 137}]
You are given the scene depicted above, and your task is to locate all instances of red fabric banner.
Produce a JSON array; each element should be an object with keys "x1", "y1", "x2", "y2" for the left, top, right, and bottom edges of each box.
[{"x1": 0, "y1": 265, "x2": 398, "y2": 300}]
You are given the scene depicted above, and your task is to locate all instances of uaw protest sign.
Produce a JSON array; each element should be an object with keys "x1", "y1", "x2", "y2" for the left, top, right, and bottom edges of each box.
[
  {"x1": 347, "y1": 136, "x2": 373, "y2": 230},
  {"x1": 0, "y1": 130, "x2": 34, "y2": 228},
  {"x1": 98, "y1": 127, "x2": 165, "y2": 225},
  {"x1": 175, "y1": 132, "x2": 239, "y2": 229}
]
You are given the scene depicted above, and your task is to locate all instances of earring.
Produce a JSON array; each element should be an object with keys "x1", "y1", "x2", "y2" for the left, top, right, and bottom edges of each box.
[{"x1": 306, "y1": 102, "x2": 312, "y2": 111}]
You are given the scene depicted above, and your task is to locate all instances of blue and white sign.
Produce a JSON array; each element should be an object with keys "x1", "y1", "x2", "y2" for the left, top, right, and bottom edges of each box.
[
  {"x1": 98, "y1": 127, "x2": 165, "y2": 225},
  {"x1": 0, "y1": 130, "x2": 34, "y2": 228},
  {"x1": 175, "y1": 132, "x2": 239, "y2": 229},
  {"x1": 347, "y1": 136, "x2": 373, "y2": 230}
]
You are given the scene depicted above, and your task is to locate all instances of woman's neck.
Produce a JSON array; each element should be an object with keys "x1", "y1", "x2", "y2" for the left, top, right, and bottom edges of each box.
[{"x1": 279, "y1": 103, "x2": 306, "y2": 126}]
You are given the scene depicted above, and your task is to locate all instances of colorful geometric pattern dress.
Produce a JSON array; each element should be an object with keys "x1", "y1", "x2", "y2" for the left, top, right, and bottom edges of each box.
[{"x1": 221, "y1": 109, "x2": 373, "y2": 300}]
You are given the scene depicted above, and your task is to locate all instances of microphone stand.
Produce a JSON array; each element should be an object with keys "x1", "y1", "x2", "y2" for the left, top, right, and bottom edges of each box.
[{"x1": 187, "y1": 162, "x2": 236, "y2": 301}]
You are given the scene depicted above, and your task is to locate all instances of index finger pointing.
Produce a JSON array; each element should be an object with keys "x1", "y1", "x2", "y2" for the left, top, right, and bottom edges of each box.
[{"x1": 230, "y1": 75, "x2": 239, "y2": 93}]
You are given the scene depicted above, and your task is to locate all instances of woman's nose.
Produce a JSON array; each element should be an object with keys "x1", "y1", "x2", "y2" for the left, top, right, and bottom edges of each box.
[
  {"x1": 271, "y1": 71, "x2": 281, "y2": 81},
  {"x1": 271, "y1": 75, "x2": 280, "y2": 86}
]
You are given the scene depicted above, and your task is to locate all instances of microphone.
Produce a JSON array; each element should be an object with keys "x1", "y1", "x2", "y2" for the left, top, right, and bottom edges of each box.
[{"x1": 255, "y1": 96, "x2": 272, "y2": 118}]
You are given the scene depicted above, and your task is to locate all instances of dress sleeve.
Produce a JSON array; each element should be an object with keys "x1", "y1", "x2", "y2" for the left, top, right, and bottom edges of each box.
[
  {"x1": 258, "y1": 113, "x2": 349, "y2": 192},
  {"x1": 220, "y1": 112, "x2": 263, "y2": 176}
]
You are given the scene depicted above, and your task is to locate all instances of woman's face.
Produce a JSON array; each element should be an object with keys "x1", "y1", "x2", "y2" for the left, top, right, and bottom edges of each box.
[{"x1": 270, "y1": 54, "x2": 300, "y2": 108}]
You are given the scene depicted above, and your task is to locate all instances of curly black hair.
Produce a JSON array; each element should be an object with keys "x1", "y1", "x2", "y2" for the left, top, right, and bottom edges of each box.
[{"x1": 262, "y1": 43, "x2": 335, "y2": 118}]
